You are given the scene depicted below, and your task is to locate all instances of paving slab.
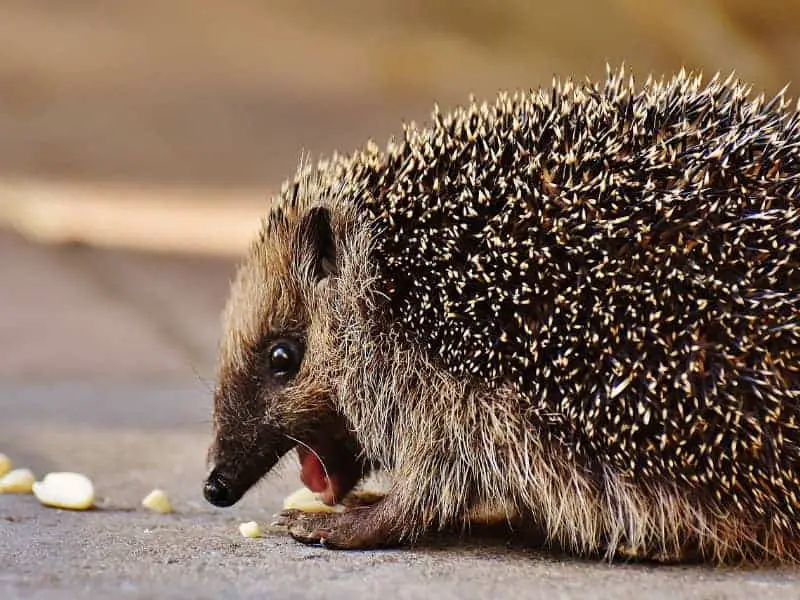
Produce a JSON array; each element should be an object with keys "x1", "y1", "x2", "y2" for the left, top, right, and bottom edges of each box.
[
  {"x1": 3, "y1": 382, "x2": 800, "y2": 599},
  {"x1": 59, "y1": 244, "x2": 238, "y2": 377},
  {"x1": 0, "y1": 232, "x2": 188, "y2": 381},
  {"x1": 0, "y1": 230, "x2": 236, "y2": 381}
]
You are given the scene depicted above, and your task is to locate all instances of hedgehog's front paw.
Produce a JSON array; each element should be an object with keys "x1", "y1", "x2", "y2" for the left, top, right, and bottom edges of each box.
[
  {"x1": 276, "y1": 506, "x2": 399, "y2": 549},
  {"x1": 275, "y1": 509, "x2": 330, "y2": 545}
]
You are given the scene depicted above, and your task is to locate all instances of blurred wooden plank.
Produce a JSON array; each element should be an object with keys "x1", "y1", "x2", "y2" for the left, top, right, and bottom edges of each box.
[
  {"x1": 0, "y1": 179, "x2": 267, "y2": 257},
  {"x1": 0, "y1": 231, "x2": 195, "y2": 380}
]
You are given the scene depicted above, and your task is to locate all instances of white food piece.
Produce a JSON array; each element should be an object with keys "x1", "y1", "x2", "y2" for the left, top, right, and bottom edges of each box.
[
  {"x1": 0, "y1": 468, "x2": 35, "y2": 494},
  {"x1": 239, "y1": 521, "x2": 262, "y2": 538},
  {"x1": 282, "y1": 486, "x2": 337, "y2": 513},
  {"x1": 32, "y1": 472, "x2": 95, "y2": 510},
  {"x1": 141, "y1": 489, "x2": 173, "y2": 514},
  {"x1": 0, "y1": 453, "x2": 11, "y2": 478}
]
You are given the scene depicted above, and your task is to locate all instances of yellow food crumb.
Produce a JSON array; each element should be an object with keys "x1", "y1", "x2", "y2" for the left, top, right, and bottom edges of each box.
[
  {"x1": 0, "y1": 468, "x2": 35, "y2": 494},
  {"x1": 32, "y1": 472, "x2": 95, "y2": 510},
  {"x1": 282, "y1": 487, "x2": 337, "y2": 513},
  {"x1": 0, "y1": 453, "x2": 11, "y2": 478},
  {"x1": 239, "y1": 521, "x2": 262, "y2": 538},
  {"x1": 142, "y1": 489, "x2": 173, "y2": 514}
]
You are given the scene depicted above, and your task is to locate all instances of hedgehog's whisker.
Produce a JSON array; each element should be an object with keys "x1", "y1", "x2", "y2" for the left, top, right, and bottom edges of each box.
[
  {"x1": 284, "y1": 434, "x2": 331, "y2": 482},
  {"x1": 189, "y1": 361, "x2": 215, "y2": 394}
]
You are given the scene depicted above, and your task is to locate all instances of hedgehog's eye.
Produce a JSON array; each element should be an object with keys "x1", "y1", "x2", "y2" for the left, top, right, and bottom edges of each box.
[{"x1": 267, "y1": 339, "x2": 303, "y2": 379}]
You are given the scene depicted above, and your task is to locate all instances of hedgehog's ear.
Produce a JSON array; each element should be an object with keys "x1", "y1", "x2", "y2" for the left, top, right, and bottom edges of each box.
[{"x1": 299, "y1": 206, "x2": 337, "y2": 281}]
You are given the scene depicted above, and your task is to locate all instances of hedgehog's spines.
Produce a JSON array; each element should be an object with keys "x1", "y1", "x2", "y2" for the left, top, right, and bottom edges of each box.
[
  {"x1": 354, "y1": 66, "x2": 798, "y2": 549},
  {"x1": 245, "y1": 67, "x2": 800, "y2": 562}
]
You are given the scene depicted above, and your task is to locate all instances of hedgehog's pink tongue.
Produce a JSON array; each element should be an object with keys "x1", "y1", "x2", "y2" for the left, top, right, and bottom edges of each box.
[{"x1": 298, "y1": 448, "x2": 336, "y2": 505}]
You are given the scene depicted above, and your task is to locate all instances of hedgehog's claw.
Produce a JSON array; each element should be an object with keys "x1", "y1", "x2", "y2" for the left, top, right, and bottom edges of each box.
[
  {"x1": 283, "y1": 511, "x2": 329, "y2": 545},
  {"x1": 282, "y1": 511, "x2": 337, "y2": 546},
  {"x1": 271, "y1": 509, "x2": 301, "y2": 528}
]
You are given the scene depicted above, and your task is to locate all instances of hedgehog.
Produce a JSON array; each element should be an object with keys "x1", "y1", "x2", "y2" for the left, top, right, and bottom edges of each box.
[{"x1": 203, "y1": 66, "x2": 800, "y2": 564}]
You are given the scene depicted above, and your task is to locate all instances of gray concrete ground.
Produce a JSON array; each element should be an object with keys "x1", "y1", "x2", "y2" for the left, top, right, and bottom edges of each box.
[{"x1": 3, "y1": 229, "x2": 800, "y2": 599}]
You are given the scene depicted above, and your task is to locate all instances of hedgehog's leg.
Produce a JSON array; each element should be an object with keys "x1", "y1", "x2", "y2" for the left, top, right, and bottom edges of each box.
[
  {"x1": 277, "y1": 454, "x2": 477, "y2": 549},
  {"x1": 277, "y1": 485, "x2": 423, "y2": 549}
]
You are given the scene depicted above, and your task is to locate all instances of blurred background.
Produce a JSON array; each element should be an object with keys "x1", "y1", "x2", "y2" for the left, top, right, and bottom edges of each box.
[{"x1": 1, "y1": 0, "x2": 799, "y2": 381}]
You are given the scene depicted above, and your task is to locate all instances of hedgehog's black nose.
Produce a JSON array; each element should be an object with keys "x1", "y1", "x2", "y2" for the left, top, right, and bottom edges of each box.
[{"x1": 204, "y1": 470, "x2": 236, "y2": 507}]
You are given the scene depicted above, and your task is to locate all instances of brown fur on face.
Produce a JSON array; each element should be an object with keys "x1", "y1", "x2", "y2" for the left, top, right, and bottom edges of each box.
[{"x1": 205, "y1": 169, "x2": 370, "y2": 507}]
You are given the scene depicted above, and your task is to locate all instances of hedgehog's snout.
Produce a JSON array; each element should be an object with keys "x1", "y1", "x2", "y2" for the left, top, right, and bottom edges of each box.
[
  {"x1": 203, "y1": 417, "x2": 294, "y2": 509},
  {"x1": 203, "y1": 469, "x2": 238, "y2": 507}
]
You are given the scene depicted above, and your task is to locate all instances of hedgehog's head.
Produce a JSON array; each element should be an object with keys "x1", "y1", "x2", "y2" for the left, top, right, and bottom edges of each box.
[{"x1": 203, "y1": 196, "x2": 368, "y2": 509}]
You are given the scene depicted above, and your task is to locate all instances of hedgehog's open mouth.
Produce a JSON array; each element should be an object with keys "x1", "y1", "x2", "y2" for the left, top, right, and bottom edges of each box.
[
  {"x1": 297, "y1": 447, "x2": 350, "y2": 505},
  {"x1": 295, "y1": 430, "x2": 367, "y2": 506}
]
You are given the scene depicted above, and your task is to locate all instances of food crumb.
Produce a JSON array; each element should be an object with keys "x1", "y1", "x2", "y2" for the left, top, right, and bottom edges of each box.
[
  {"x1": 142, "y1": 489, "x2": 173, "y2": 514},
  {"x1": 32, "y1": 472, "x2": 95, "y2": 510},
  {"x1": 239, "y1": 521, "x2": 262, "y2": 538},
  {"x1": 282, "y1": 487, "x2": 337, "y2": 513},
  {"x1": 0, "y1": 468, "x2": 35, "y2": 494},
  {"x1": 0, "y1": 453, "x2": 11, "y2": 478}
]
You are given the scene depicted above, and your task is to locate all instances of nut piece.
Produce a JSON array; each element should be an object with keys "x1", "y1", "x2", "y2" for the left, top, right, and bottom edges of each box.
[
  {"x1": 142, "y1": 489, "x2": 173, "y2": 514},
  {"x1": 0, "y1": 468, "x2": 35, "y2": 494},
  {"x1": 32, "y1": 472, "x2": 95, "y2": 510},
  {"x1": 239, "y1": 521, "x2": 262, "y2": 538},
  {"x1": 282, "y1": 486, "x2": 337, "y2": 513},
  {"x1": 0, "y1": 453, "x2": 11, "y2": 478}
]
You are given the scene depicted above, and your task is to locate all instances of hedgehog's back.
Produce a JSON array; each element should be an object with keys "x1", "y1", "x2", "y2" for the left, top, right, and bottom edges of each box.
[
  {"x1": 348, "y1": 69, "x2": 800, "y2": 534},
  {"x1": 357, "y1": 69, "x2": 799, "y2": 381}
]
